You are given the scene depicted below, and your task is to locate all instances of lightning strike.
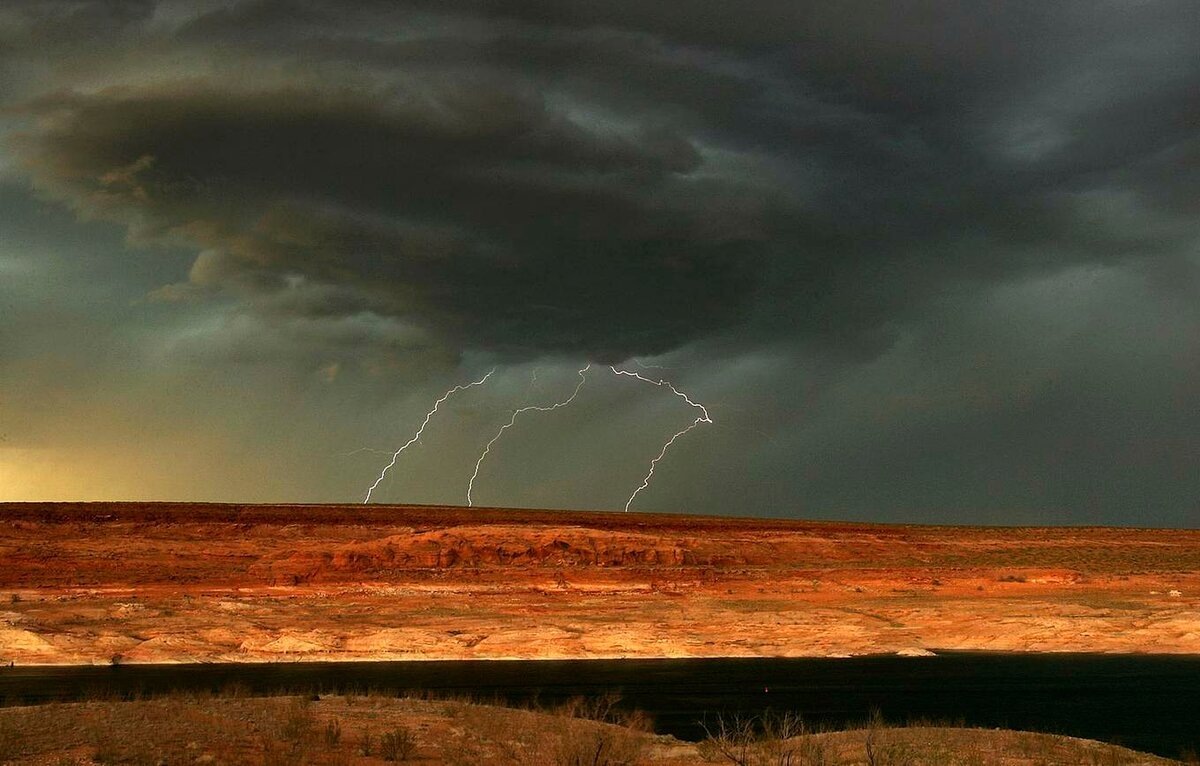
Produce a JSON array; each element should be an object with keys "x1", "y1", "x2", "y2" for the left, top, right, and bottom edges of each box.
[
  {"x1": 363, "y1": 368, "x2": 496, "y2": 504},
  {"x1": 467, "y1": 364, "x2": 591, "y2": 506},
  {"x1": 611, "y1": 366, "x2": 713, "y2": 511}
]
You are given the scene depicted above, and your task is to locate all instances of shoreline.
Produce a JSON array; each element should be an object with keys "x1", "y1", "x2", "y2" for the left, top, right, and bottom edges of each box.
[{"x1": 8, "y1": 647, "x2": 1200, "y2": 669}]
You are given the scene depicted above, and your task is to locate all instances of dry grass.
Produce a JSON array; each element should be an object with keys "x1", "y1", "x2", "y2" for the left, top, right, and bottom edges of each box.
[
  {"x1": 695, "y1": 709, "x2": 1179, "y2": 766},
  {"x1": 0, "y1": 707, "x2": 24, "y2": 763},
  {"x1": 0, "y1": 692, "x2": 1184, "y2": 765}
]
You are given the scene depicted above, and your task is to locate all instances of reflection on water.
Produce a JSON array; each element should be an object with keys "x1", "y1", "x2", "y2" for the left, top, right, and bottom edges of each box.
[{"x1": 2, "y1": 652, "x2": 1198, "y2": 759}]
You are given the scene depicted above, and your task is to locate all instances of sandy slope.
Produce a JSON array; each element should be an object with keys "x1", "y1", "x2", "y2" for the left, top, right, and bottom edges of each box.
[
  {"x1": 0, "y1": 502, "x2": 1198, "y2": 664},
  {"x1": 0, "y1": 694, "x2": 1180, "y2": 765}
]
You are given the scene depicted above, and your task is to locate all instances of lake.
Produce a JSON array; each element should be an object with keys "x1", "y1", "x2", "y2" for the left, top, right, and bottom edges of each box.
[{"x1": 2, "y1": 652, "x2": 1198, "y2": 759}]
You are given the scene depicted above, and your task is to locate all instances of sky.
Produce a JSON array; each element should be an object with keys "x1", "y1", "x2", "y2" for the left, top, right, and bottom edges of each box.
[{"x1": 1, "y1": 1, "x2": 1198, "y2": 526}]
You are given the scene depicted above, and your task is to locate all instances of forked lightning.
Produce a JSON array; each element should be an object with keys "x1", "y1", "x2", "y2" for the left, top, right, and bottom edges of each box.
[
  {"x1": 610, "y1": 366, "x2": 713, "y2": 511},
  {"x1": 363, "y1": 368, "x2": 496, "y2": 503},
  {"x1": 467, "y1": 365, "x2": 591, "y2": 506}
]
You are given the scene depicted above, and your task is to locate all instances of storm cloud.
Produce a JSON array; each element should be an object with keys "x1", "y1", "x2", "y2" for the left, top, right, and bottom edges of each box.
[
  {"x1": 2, "y1": 1, "x2": 1199, "y2": 522},
  {"x1": 10, "y1": 1, "x2": 1197, "y2": 362}
]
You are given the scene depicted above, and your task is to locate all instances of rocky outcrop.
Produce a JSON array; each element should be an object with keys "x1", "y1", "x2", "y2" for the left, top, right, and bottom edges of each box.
[{"x1": 251, "y1": 525, "x2": 704, "y2": 583}]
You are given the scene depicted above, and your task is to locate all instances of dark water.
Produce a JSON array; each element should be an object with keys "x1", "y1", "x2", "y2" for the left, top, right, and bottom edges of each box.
[{"x1": 2, "y1": 653, "x2": 1198, "y2": 759}]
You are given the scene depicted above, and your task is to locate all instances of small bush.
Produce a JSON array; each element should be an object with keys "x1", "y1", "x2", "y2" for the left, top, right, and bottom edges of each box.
[
  {"x1": 551, "y1": 722, "x2": 643, "y2": 766},
  {"x1": 699, "y1": 710, "x2": 808, "y2": 766},
  {"x1": 997, "y1": 574, "x2": 1027, "y2": 583},
  {"x1": 323, "y1": 718, "x2": 342, "y2": 748},
  {"x1": 379, "y1": 726, "x2": 417, "y2": 761},
  {"x1": 555, "y1": 692, "x2": 650, "y2": 730},
  {"x1": 863, "y1": 710, "x2": 916, "y2": 766},
  {"x1": 358, "y1": 728, "x2": 374, "y2": 756},
  {"x1": 278, "y1": 699, "x2": 317, "y2": 744}
]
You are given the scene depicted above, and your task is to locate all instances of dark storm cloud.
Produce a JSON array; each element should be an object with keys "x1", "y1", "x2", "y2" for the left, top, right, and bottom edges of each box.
[
  {"x1": 3, "y1": 0, "x2": 155, "y2": 42},
  {"x1": 12, "y1": 0, "x2": 1198, "y2": 365},
  {"x1": 17, "y1": 79, "x2": 768, "y2": 360}
]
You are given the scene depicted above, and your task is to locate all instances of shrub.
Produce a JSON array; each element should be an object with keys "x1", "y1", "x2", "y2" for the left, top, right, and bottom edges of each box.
[
  {"x1": 863, "y1": 710, "x2": 915, "y2": 766},
  {"x1": 278, "y1": 699, "x2": 316, "y2": 744},
  {"x1": 358, "y1": 728, "x2": 374, "y2": 756},
  {"x1": 555, "y1": 692, "x2": 650, "y2": 730},
  {"x1": 699, "y1": 714, "x2": 755, "y2": 765},
  {"x1": 379, "y1": 726, "x2": 417, "y2": 761},
  {"x1": 699, "y1": 710, "x2": 808, "y2": 766},
  {"x1": 323, "y1": 718, "x2": 342, "y2": 748},
  {"x1": 551, "y1": 721, "x2": 643, "y2": 766}
]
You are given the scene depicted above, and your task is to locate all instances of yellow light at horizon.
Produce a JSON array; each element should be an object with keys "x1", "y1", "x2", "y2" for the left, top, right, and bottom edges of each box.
[{"x1": 0, "y1": 446, "x2": 151, "y2": 502}]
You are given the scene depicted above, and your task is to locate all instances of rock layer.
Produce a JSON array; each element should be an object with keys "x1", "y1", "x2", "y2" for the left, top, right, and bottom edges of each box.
[{"x1": 0, "y1": 502, "x2": 1198, "y2": 664}]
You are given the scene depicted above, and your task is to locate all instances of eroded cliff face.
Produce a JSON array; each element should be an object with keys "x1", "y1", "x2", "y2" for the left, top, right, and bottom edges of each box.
[
  {"x1": 251, "y1": 526, "x2": 698, "y2": 584},
  {"x1": 2, "y1": 502, "x2": 1199, "y2": 665},
  {"x1": 246, "y1": 523, "x2": 944, "y2": 585}
]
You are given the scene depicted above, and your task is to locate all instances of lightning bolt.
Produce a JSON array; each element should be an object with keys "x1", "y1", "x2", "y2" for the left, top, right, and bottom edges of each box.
[
  {"x1": 610, "y1": 366, "x2": 713, "y2": 512},
  {"x1": 363, "y1": 368, "x2": 496, "y2": 504},
  {"x1": 467, "y1": 364, "x2": 591, "y2": 506}
]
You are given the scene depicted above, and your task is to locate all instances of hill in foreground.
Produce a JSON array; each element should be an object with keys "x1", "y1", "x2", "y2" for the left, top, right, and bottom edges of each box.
[{"x1": 0, "y1": 693, "x2": 1184, "y2": 765}]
